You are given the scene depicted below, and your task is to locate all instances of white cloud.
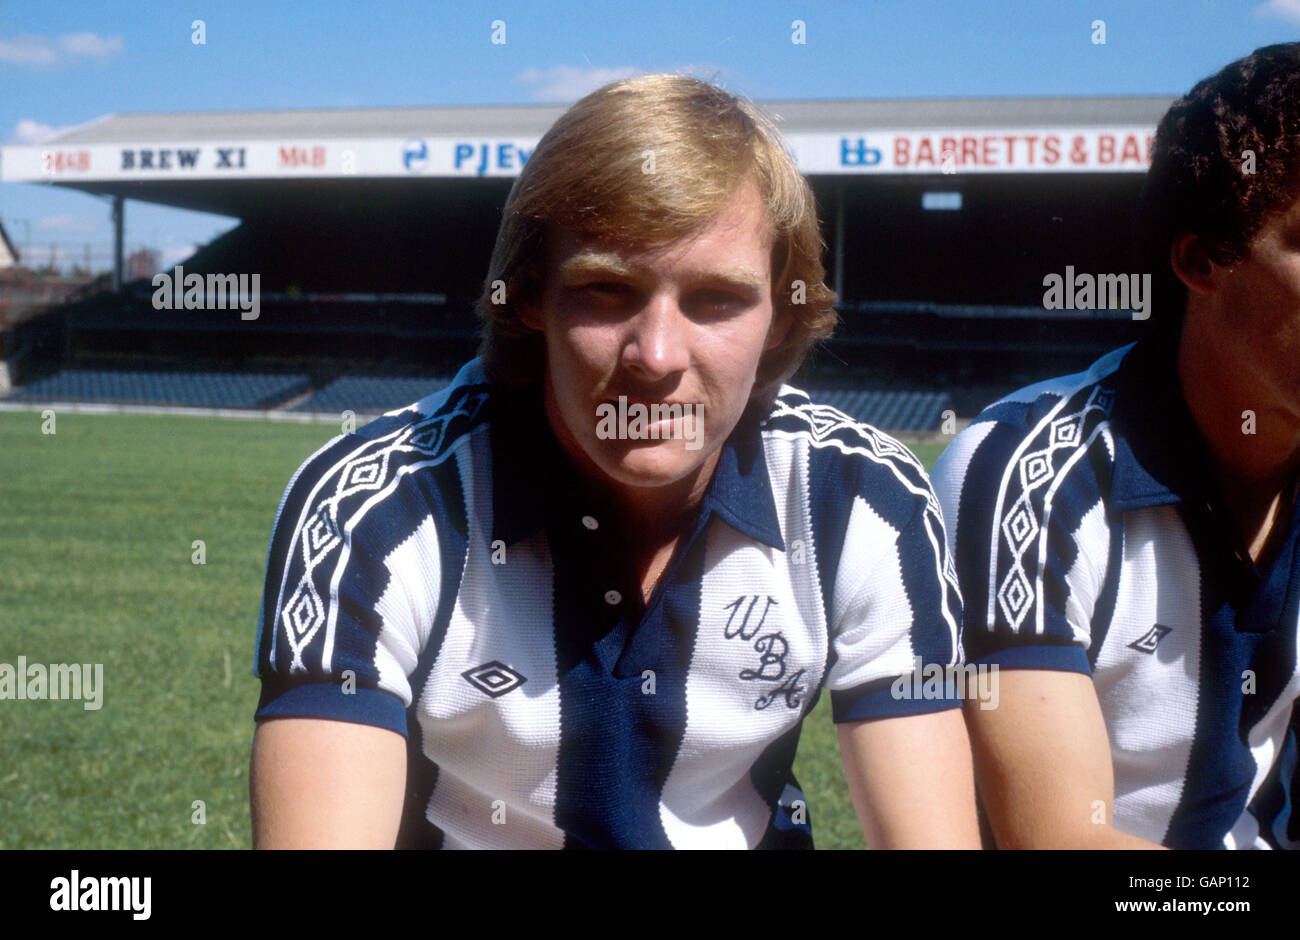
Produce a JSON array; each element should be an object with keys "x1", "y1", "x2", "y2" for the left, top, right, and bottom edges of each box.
[
  {"x1": 37, "y1": 214, "x2": 98, "y2": 234},
  {"x1": 57, "y1": 32, "x2": 125, "y2": 61},
  {"x1": 12, "y1": 118, "x2": 69, "y2": 144},
  {"x1": 0, "y1": 34, "x2": 58, "y2": 66},
  {"x1": 518, "y1": 65, "x2": 642, "y2": 102},
  {"x1": 516, "y1": 63, "x2": 731, "y2": 103},
  {"x1": 1257, "y1": 0, "x2": 1300, "y2": 23},
  {"x1": 0, "y1": 31, "x2": 124, "y2": 67}
]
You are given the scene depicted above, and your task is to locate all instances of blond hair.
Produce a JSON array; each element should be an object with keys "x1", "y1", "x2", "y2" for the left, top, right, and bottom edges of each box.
[{"x1": 476, "y1": 74, "x2": 837, "y2": 400}]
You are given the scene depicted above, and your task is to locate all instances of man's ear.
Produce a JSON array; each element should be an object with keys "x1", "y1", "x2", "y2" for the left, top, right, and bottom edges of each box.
[
  {"x1": 765, "y1": 305, "x2": 793, "y2": 351},
  {"x1": 1170, "y1": 232, "x2": 1217, "y2": 296},
  {"x1": 518, "y1": 301, "x2": 544, "y2": 332}
]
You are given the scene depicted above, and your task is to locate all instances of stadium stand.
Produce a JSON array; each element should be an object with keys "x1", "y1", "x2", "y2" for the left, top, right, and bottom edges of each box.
[
  {"x1": 0, "y1": 97, "x2": 1168, "y2": 431},
  {"x1": 291, "y1": 374, "x2": 452, "y2": 414},
  {"x1": 0, "y1": 360, "x2": 955, "y2": 432},
  {"x1": 286, "y1": 377, "x2": 950, "y2": 431},
  {"x1": 808, "y1": 388, "x2": 952, "y2": 432},
  {"x1": 6, "y1": 368, "x2": 309, "y2": 409}
]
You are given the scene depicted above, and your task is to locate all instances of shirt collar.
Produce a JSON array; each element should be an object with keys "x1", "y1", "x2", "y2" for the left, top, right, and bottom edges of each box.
[
  {"x1": 1108, "y1": 336, "x2": 1213, "y2": 512},
  {"x1": 489, "y1": 386, "x2": 785, "y2": 551},
  {"x1": 488, "y1": 384, "x2": 561, "y2": 547},
  {"x1": 1106, "y1": 339, "x2": 1300, "y2": 600},
  {"x1": 702, "y1": 403, "x2": 786, "y2": 551}
]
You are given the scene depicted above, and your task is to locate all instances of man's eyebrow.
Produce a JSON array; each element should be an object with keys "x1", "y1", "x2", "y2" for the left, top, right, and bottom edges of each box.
[
  {"x1": 685, "y1": 268, "x2": 766, "y2": 292},
  {"x1": 557, "y1": 254, "x2": 767, "y2": 291},
  {"x1": 555, "y1": 253, "x2": 638, "y2": 280}
]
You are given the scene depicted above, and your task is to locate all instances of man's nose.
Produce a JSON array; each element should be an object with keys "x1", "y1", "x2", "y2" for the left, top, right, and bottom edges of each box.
[{"x1": 622, "y1": 292, "x2": 690, "y2": 379}]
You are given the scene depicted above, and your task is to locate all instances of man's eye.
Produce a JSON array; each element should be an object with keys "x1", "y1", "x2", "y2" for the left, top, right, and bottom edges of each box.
[
  {"x1": 574, "y1": 282, "x2": 633, "y2": 301},
  {"x1": 688, "y1": 290, "x2": 747, "y2": 317}
]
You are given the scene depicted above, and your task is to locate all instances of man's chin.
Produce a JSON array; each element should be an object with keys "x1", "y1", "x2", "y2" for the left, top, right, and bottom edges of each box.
[{"x1": 588, "y1": 440, "x2": 711, "y2": 490}]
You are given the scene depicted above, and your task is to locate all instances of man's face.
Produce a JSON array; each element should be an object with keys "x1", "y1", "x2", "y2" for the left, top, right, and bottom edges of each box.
[
  {"x1": 523, "y1": 180, "x2": 787, "y2": 497},
  {"x1": 1202, "y1": 190, "x2": 1300, "y2": 421}
]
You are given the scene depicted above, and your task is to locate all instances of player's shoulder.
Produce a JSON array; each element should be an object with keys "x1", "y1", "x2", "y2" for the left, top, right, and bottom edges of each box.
[
  {"x1": 932, "y1": 344, "x2": 1131, "y2": 502},
  {"x1": 761, "y1": 383, "x2": 934, "y2": 524},
  {"x1": 964, "y1": 343, "x2": 1130, "y2": 440},
  {"x1": 272, "y1": 359, "x2": 494, "y2": 530}
]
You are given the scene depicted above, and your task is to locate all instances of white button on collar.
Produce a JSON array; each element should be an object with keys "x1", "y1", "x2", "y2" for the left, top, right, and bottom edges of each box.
[
  {"x1": 603, "y1": 589, "x2": 622, "y2": 606},
  {"x1": 581, "y1": 515, "x2": 599, "y2": 530}
]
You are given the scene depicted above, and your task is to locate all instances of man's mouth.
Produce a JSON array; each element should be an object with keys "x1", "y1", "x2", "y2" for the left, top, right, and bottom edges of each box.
[
  {"x1": 601, "y1": 396, "x2": 704, "y2": 417},
  {"x1": 592, "y1": 396, "x2": 706, "y2": 450},
  {"x1": 608, "y1": 397, "x2": 689, "y2": 410}
]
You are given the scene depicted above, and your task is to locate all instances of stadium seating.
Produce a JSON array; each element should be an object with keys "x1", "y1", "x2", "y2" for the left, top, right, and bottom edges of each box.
[
  {"x1": 290, "y1": 375, "x2": 452, "y2": 414},
  {"x1": 2, "y1": 367, "x2": 950, "y2": 432},
  {"x1": 5, "y1": 368, "x2": 310, "y2": 409},
  {"x1": 805, "y1": 388, "x2": 952, "y2": 432},
  {"x1": 292, "y1": 377, "x2": 949, "y2": 431}
]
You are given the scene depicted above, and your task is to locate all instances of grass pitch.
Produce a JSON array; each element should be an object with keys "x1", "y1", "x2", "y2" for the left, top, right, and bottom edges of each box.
[{"x1": 0, "y1": 409, "x2": 945, "y2": 849}]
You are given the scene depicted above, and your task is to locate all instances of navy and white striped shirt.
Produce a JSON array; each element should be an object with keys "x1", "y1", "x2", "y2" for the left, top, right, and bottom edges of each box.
[
  {"x1": 253, "y1": 357, "x2": 963, "y2": 849},
  {"x1": 933, "y1": 340, "x2": 1300, "y2": 849}
]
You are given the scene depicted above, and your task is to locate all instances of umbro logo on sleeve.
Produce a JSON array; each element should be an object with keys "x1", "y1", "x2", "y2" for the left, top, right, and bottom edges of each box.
[{"x1": 1128, "y1": 624, "x2": 1173, "y2": 654}]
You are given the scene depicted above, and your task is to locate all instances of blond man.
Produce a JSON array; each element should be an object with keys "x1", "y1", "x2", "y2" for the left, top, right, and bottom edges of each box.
[{"x1": 250, "y1": 75, "x2": 978, "y2": 849}]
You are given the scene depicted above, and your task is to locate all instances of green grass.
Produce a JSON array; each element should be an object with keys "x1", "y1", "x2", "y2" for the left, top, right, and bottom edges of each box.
[
  {"x1": 0, "y1": 411, "x2": 947, "y2": 849},
  {"x1": 0, "y1": 410, "x2": 334, "y2": 849}
]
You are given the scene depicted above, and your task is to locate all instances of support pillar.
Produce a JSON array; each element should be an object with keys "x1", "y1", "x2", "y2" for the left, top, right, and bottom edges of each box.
[{"x1": 111, "y1": 195, "x2": 124, "y2": 293}]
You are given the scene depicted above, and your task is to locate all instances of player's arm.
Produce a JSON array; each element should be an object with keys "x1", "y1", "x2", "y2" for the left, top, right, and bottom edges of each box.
[
  {"x1": 931, "y1": 420, "x2": 1164, "y2": 849},
  {"x1": 963, "y1": 669, "x2": 1165, "y2": 849},
  {"x1": 251, "y1": 444, "x2": 430, "y2": 850},
  {"x1": 837, "y1": 707, "x2": 980, "y2": 849},
  {"x1": 250, "y1": 717, "x2": 406, "y2": 849},
  {"x1": 824, "y1": 450, "x2": 978, "y2": 848}
]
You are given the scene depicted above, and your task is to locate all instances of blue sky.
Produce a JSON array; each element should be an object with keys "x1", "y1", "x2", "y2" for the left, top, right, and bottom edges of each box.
[{"x1": 3, "y1": 0, "x2": 1299, "y2": 270}]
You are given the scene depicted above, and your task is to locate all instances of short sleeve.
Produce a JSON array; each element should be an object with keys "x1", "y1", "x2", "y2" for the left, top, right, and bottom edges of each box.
[
  {"x1": 252, "y1": 428, "x2": 440, "y2": 738},
  {"x1": 931, "y1": 408, "x2": 1112, "y2": 677},
  {"x1": 823, "y1": 446, "x2": 966, "y2": 722}
]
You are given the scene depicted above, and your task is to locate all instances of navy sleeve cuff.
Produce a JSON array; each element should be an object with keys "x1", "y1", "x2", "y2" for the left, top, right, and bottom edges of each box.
[
  {"x1": 255, "y1": 681, "x2": 409, "y2": 738},
  {"x1": 967, "y1": 642, "x2": 1092, "y2": 675},
  {"x1": 831, "y1": 673, "x2": 964, "y2": 723}
]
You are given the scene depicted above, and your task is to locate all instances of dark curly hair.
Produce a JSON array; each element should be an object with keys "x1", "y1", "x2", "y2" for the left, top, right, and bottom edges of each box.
[{"x1": 1135, "y1": 42, "x2": 1300, "y2": 337}]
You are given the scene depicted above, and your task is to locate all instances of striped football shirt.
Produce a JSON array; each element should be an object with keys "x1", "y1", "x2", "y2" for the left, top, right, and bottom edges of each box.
[
  {"x1": 933, "y1": 339, "x2": 1300, "y2": 849},
  {"x1": 253, "y1": 357, "x2": 963, "y2": 849}
]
